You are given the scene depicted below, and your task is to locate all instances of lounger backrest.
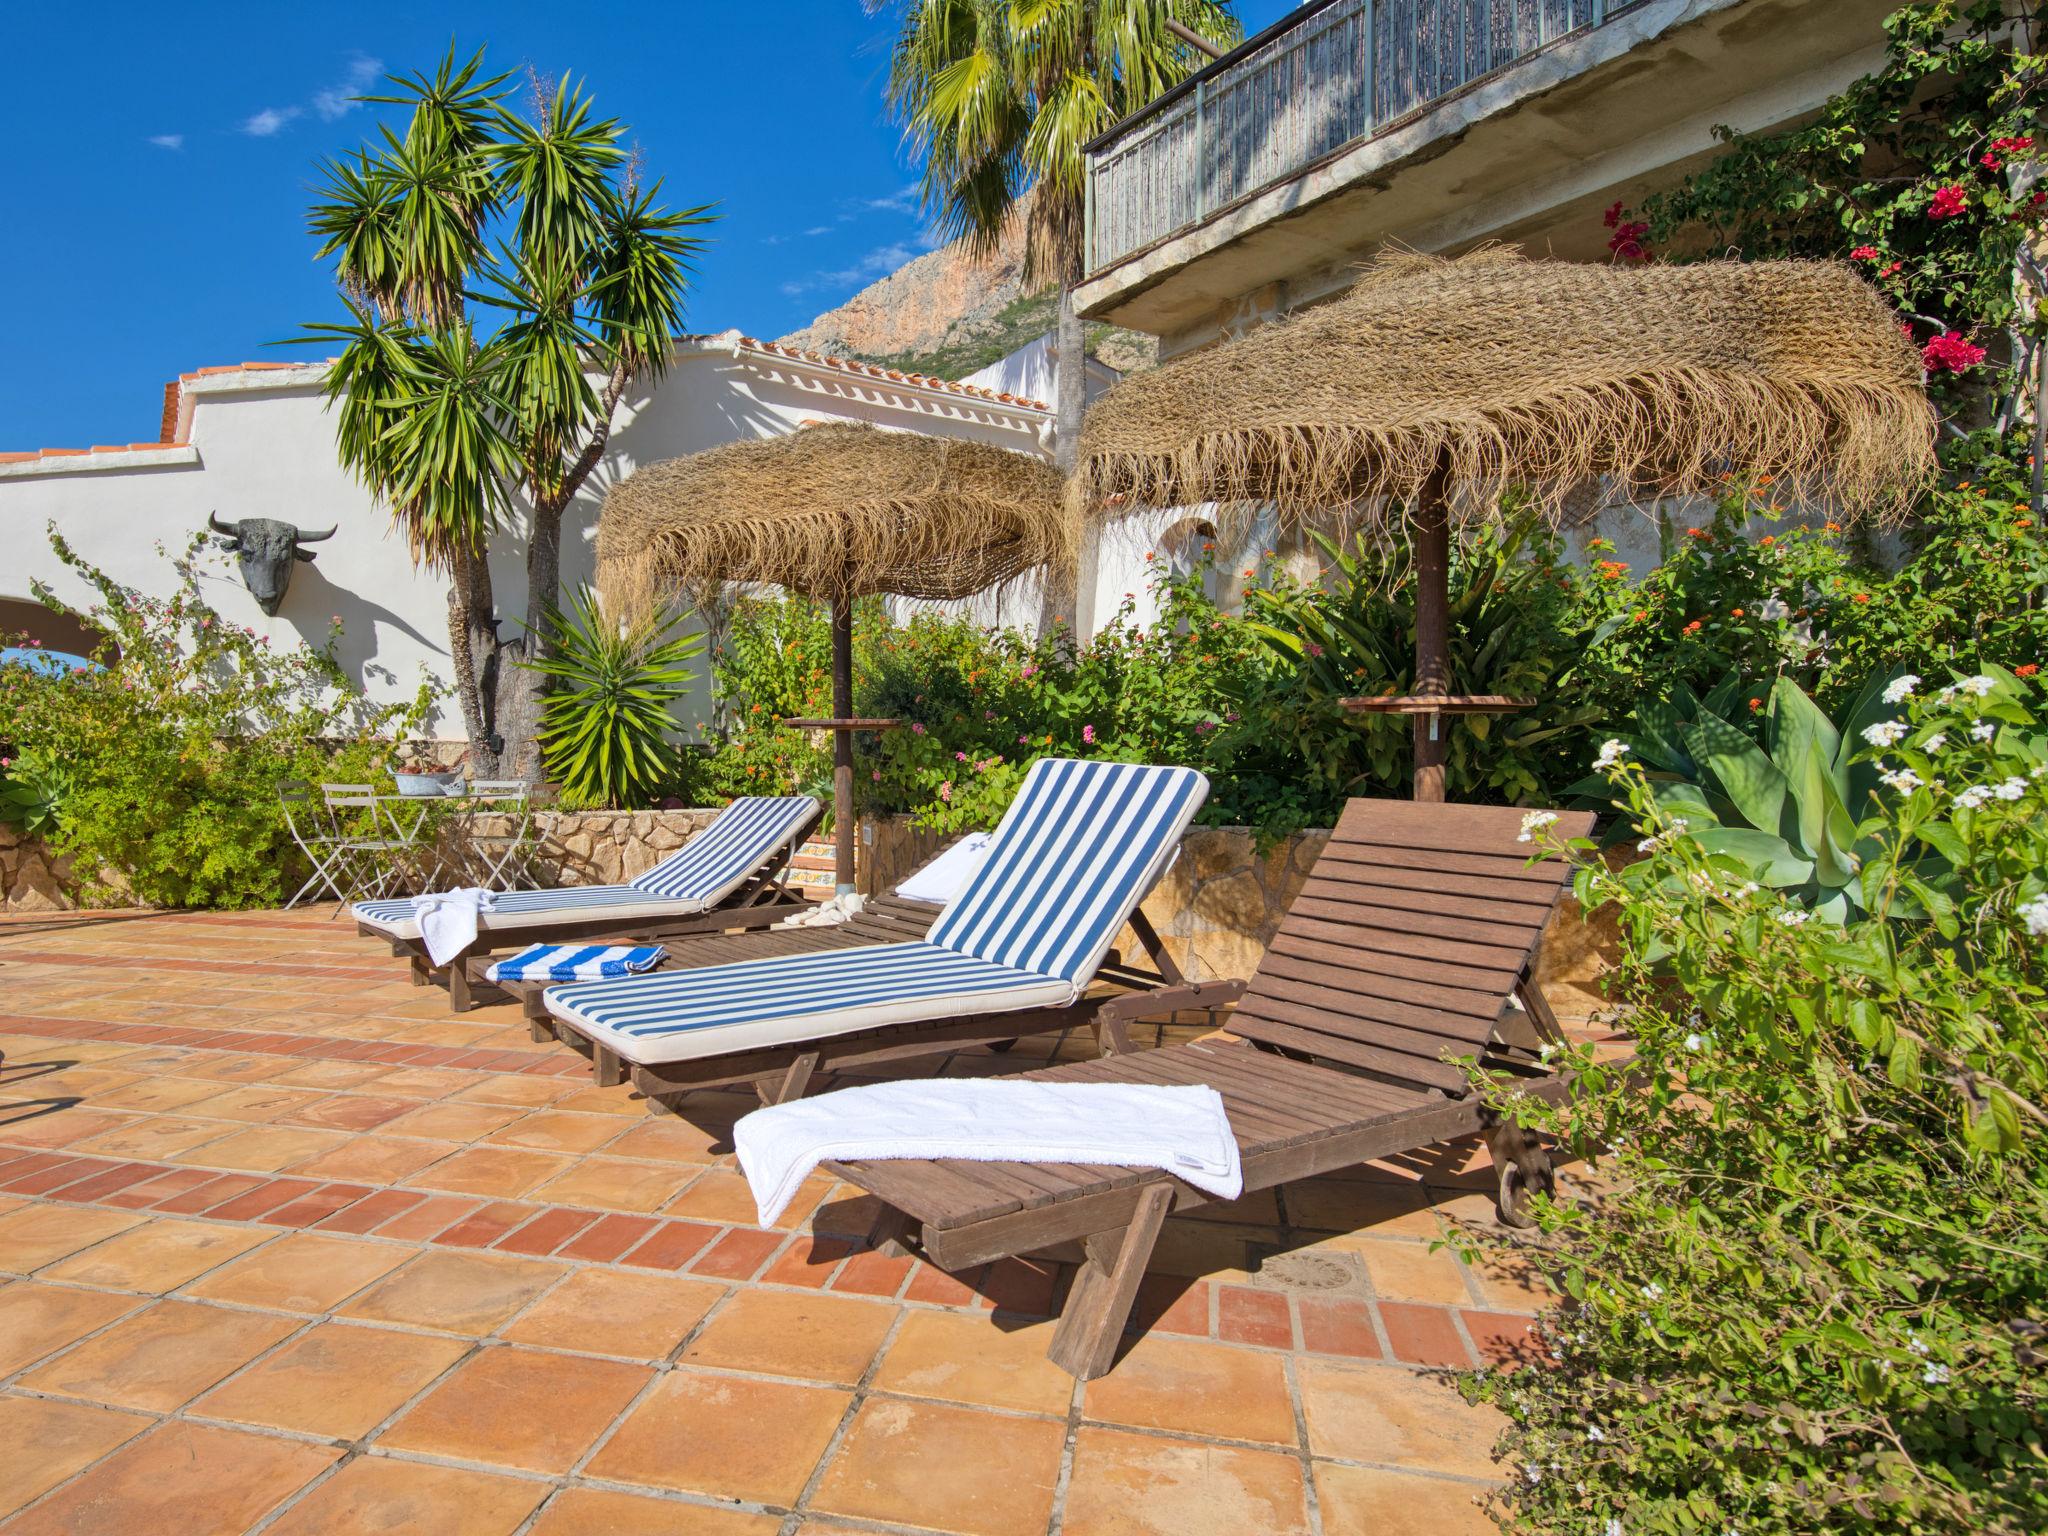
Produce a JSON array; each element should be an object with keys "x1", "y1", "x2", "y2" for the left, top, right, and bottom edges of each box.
[
  {"x1": 628, "y1": 796, "x2": 819, "y2": 901},
  {"x1": 928, "y1": 758, "x2": 1208, "y2": 985},
  {"x1": 1227, "y1": 798, "x2": 1594, "y2": 1093}
]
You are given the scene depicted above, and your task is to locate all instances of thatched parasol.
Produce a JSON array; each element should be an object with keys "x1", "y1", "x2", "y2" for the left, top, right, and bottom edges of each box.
[
  {"x1": 1077, "y1": 248, "x2": 1937, "y2": 800},
  {"x1": 599, "y1": 422, "x2": 1071, "y2": 890}
]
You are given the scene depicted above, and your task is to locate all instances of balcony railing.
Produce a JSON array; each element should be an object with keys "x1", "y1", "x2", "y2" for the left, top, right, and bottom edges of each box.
[{"x1": 1085, "y1": 0, "x2": 1638, "y2": 275}]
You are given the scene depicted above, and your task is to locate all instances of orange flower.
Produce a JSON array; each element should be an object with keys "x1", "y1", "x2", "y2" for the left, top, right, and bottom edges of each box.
[
  {"x1": 1758, "y1": 536, "x2": 1776, "y2": 548},
  {"x1": 2016, "y1": 519, "x2": 2035, "y2": 530},
  {"x1": 1731, "y1": 608, "x2": 1745, "y2": 618},
  {"x1": 1632, "y1": 610, "x2": 1648, "y2": 622},
  {"x1": 1852, "y1": 593, "x2": 1871, "y2": 604},
  {"x1": 1684, "y1": 620, "x2": 1703, "y2": 634},
  {"x1": 1748, "y1": 697, "x2": 1763, "y2": 712},
  {"x1": 2016, "y1": 663, "x2": 2040, "y2": 677},
  {"x1": 1824, "y1": 521, "x2": 1843, "y2": 534}
]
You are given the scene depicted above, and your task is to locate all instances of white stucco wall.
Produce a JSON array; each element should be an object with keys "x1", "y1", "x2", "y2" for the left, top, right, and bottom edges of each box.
[{"x1": 0, "y1": 333, "x2": 1055, "y2": 740}]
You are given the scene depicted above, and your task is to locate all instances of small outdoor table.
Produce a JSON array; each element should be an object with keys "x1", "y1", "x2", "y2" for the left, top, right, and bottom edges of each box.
[{"x1": 1339, "y1": 695, "x2": 1532, "y2": 802}]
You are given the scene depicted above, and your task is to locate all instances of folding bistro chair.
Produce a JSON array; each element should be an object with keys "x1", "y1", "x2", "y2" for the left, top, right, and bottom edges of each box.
[
  {"x1": 278, "y1": 780, "x2": 355, "y2": 908},
  {"x1": 320, "y1": 783, "x2": 420, "y2": 907},
  {"x1": 463, "y1": 778, "x2": 541, "y2": 892}
]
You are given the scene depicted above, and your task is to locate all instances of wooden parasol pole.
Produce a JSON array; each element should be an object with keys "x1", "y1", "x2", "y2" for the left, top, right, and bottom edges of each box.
[
  {"x1": 830, "y1": 590, "x2": 856, "y2": 895},
  {"x1": 1410, "y1": 457, "x2": 1452, "y2": 803}
]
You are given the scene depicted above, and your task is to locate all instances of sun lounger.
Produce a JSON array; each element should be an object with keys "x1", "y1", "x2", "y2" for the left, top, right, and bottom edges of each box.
[
  {"x1": 353, "y1": 795, "x2": 821, "y2": 1010},
  {"x1": 496, "y1": 842, "x2": 975, "y2": 1029},
  {"x1": 823, "y1": 797, "x2": 1595, "y2": 1380},
  {"x1": 538, "y1": 759, "x2": 1238, "y2": 1106}
]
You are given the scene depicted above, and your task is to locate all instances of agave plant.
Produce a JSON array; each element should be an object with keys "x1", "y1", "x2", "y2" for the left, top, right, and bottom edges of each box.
[
  {"x1": 525, "y1": 588, "x2": 703, "y2": 808},
  {"x1": 1570, "y1": 670, "x2": 1920, "y2": 920}
]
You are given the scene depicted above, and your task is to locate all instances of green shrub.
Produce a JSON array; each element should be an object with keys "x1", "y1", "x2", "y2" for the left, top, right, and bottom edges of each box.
[
  {"x1": 1475, "y1": 666, "x2": 2048, "y2": 1535},
  {"x1": 0, "y1": 530, "x2": 433, "y2": 908},
  {"x1": 526, "y1": 588, "x2": 702, "y2": 809}
]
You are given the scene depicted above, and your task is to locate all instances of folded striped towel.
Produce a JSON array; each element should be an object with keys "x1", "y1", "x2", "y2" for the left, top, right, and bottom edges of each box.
[{"x1": 486, "y1": 943, "x2": 666, "y2": 984}]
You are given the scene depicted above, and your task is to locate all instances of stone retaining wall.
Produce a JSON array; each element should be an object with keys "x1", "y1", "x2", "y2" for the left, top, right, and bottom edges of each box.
[
  {"x1": 507, "y1": 807, "x2": 725, "y2": 888},
  {"x1": 0, "y1": 828, "x2": 79, "y2": 913}
]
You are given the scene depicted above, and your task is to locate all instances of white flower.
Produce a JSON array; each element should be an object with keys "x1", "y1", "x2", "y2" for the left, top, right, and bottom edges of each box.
[
  {"x1": 1640, "y1": 1282, "x2": 1664, "y2": 1301},
  {"x1": 1958, "y1": 674, "x2": 1996, "y2": 697},
  {"x1": 2020, "y1": 896, "x2": 2048, "y2": 937},
  {"x1": 1994, "y1": 776, "x2": 2027, "y2": 801},
  {"x1": 1776, "y1": 909, "x2": 1812, "y2": 927},
  {"x1": 1922, "y1": 1362, "x2": 1950, "y2": 1385},
  {"x1": 1605, "y1": 1519, "x2": 1626, "y2": 1536},
  {"x1": 2033, "y1": 764, "x2": 2047, "y2": 780},
  {"x1": 1879, "y1": 768, "x2": 1922, "y2": 793},
  {"x1": 1863, "y1": 720, "x2": 1909, "y2": 749},
  {"x1": 1524, "y1": 1465, "x2": 1543, "y2": 1486},
  {"x1": 1759, "y1": 596, "x2": 1791, "y2": 622},
  {"x1": 1955, "y1": 785, "x2": 1991, "y2": 810},
  {"x1": 1972, "y1": 722, "x2": 1996, "y2": 743},
  {"x1": 1907, "y1": 1334, "x2": 1929, "y2": 1356},
  {"x1": 1922, "y1": 733, "x2": 1946, "y2": 754},
  {"x1": 1587, "y1": 1424, "x2": 1608, "y2": 1442},
  {"x1": 1882, "y1": 674, "x2": 1920, "y2": 704},
  {"x1": 1517, "y1": 809, "x2": 1559, "y2": 843},
  {"x1": 1594, "y1": 738, "x2": 1630, "y2": 772},
  {"x1": 1684, "y1": 1033, "x2": 1706, "y2": 1052}
]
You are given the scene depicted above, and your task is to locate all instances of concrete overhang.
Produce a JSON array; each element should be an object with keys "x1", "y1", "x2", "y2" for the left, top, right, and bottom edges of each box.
[{"x1": 1076, "y1": 0, "x2": 1896, "y2": 348}]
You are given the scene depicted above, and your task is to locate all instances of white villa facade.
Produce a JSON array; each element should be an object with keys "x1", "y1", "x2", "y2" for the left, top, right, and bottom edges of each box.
[{"x1": 0, "y1": 334, "x2": 1061, "y2": 740}]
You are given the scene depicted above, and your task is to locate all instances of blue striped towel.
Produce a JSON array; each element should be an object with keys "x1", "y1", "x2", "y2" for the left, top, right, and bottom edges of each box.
[{"x1": 486, "y1": 944, "x2": 667, "y2": 984}]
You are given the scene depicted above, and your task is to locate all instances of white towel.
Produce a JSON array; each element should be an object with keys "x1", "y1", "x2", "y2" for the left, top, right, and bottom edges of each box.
[
  {"x1": 410, "y1": 887, "x2": 497, "y2": 967},
  {"x1": 894, "y1": 833, "x2": 992, "y2": 906},
  {"x1": 734, "y1": 1079, "x2": 1241, "y2": 1226}
]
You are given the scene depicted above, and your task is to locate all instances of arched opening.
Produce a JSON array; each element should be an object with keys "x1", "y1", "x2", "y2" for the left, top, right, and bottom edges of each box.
[{"x1": 0, "y1": 597, "x2": 117, "y2": 668}]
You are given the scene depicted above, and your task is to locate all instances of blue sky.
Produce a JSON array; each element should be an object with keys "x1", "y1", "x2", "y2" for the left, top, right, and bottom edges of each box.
[{"x1": 6, "y1": 1, "x2": 1294, "y2": 451}]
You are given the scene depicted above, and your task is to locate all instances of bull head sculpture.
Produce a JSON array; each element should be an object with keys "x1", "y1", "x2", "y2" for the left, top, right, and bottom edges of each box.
[{"x1": 206, "y1": 514, "x2": 336, "y2": 617}]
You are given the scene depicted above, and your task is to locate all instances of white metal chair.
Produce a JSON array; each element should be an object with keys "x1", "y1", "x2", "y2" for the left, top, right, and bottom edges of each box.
[
  {"x1": 278, "y1": 780, "x2": 355, "y2": 909},
  {"x1": 319, "y1": 783, "x2": 418, "y2": 906},
  {"x1": 462, "y1": 779, "x2": 540, "y2": 892}
]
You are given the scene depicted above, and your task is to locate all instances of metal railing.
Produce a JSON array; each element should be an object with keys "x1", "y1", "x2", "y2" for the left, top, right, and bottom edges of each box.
[{"x1": 1086, "y1": 0, "x2": 1632, "y2": 274}]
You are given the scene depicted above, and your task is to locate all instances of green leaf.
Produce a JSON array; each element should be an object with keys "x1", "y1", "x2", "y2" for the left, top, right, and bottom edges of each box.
[
  {"x1": 1692, "y1": 827, "x2": 1814, "y2": 887},
  {"x1": 1685, "y1": 712, "x2": 1789, "y2": 834}
]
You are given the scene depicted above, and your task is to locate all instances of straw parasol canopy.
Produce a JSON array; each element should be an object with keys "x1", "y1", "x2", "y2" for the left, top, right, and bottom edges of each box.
[
  {"x1": 1077, "y1": 247, "x2": 1937, "y2": 529},
  {"x1": 596, "y1": 421, "x2": 1070, "y2": 891},
  {"x1": 598, "y1": 422, "x2": 1071, "y2": 621},
  {"x1": 1076, "y1": 248, "x2": 1938, "y2": 801}
]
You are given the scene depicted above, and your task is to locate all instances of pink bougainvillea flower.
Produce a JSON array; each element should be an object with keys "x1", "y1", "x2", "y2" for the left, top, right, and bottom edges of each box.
[
  {"x1": 1849, "y1": 244, "x2": 1880, "y2": 261},
  {"x1": 1991, "y1": 135, "x2": 2034, "y2": 155},
  {"x1": 1927, "y1": 184, "x2": 1968, "y2": 219},
  {"x1": 937, "y1": 780, "x2": 951, "y2": 802},
  {"x1": 1081, "y1": 724, "x2": 1096, "y2": 744},
  {"x1": 1603, "y1": 200, "x2": 1624, "y2": 229},
  {"x1": 1922, "y1": 330, "x2": 1987, "y2": 373},
  {"x1": 1879, "y1": 261, "x2": 1903, "y2": 278},
  {"x1": 910, "y1": 722, "x2": 924, "y2": 735}
]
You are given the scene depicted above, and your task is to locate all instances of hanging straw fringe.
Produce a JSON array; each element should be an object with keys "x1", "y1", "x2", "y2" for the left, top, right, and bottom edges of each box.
[
  {"x1": 1077, "y1": 249, "x2": 1937, "y2": 530},
  {"x1": 598, "y1": 422, "x2": 1074, "y2": 622}
]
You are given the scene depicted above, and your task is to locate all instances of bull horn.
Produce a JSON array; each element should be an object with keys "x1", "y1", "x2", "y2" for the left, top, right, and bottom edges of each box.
[
  {"x1": 207, "y1": 511, "x2": 236, "y2": 535},
  {"x1": 296, "y1": 524, "x2": 338, "y2": 543}
]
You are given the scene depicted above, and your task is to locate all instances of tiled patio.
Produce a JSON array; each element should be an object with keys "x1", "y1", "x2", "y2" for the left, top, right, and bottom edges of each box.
[{"x1": 0, "y1": 906, "x2": 1565, "y2": 1535}]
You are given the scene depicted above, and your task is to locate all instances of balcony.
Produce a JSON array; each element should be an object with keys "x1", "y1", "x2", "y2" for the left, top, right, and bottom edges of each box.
[
  {"x1": 1078, "y1": 0, "x2": 1895, "y2": 349},
  {"x1": 1086, "y1": 0, "x2": 1632, "y2": 276}
]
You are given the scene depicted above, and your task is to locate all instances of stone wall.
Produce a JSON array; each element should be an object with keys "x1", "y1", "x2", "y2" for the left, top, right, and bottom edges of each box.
[
  {"x1": 0, "y1": 828, "x2": 78, "y2": 913},
  {"x1": 509, "y1": 808, "x2": 724, "y2": 888}
]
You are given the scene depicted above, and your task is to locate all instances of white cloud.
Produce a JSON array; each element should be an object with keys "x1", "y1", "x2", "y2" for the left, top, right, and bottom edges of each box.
[
  {"x1": 147, "y1": 134, "x2": 184, "y2": 150},
  {"x1": 313, "y1": 54, "x2": 383, "y2": 121},
  {"x1": 241, "y1": 106, "x2": 303, "y2": 137},
  {"x1": 861, "y1": 183, "x2": 921, "y2": 214},
  {"x1": 784, "y1": 242, "x2": 920, "y2": 298},
  {"x1": 804, "y1": 226, "x2": 833, "y2": 237}
]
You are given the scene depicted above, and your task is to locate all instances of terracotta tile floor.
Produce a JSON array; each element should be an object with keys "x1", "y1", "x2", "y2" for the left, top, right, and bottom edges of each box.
[{"x1": 0, "y1": 904, "x2": 1582, "y2": 1535}]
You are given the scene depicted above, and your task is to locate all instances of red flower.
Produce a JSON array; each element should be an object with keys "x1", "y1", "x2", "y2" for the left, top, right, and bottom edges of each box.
[
  {"x1": 1849, "y1": 245, "x2": 1880, "y2": 261},
  {"x1": 1852, "y1": 592, "x2": 1871, "y2": 604},
  {"x1": 1603, "y1": 201, "x2": 1625, "y2": 229},
  {"x1": 1991, "y1": 135, "x2": 2035, "y2": 155},
  {"x1": 2016, "y1": 663, "x2": 2040, "y2": 678},
  {"x1": 1879, "y1": 261, "x2": 1903, "y2": 278},
  {"x1": 1748, "y1": 698, "x2": 1763, "y2": 712},
  {"x1": 1685, "y1": 527, "x2": 1711, "y2": 540},
  {"x1": 1928, "y1": 184, "x2": 1968, "y2": 219},
  {"x1": 1607, "y1": 217, "x2": 1652, "y2": 263},
  {"x1": 1922, "y1": 331, "x2": 1987, "y2": 374}
]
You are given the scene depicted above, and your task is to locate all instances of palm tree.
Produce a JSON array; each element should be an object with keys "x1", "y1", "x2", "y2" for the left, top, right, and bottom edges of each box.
[
  {"x1": 299, "y1": 49, "x2": 714, "y2": 777},
  {"x1": 867, "y1": 2, "x2": 1239, "y2": 512}
]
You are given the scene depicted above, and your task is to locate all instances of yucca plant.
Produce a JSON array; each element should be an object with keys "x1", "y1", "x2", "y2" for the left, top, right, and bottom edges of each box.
[{"x1": 526, "y1": 589, "x2": 702, "y2": 808}]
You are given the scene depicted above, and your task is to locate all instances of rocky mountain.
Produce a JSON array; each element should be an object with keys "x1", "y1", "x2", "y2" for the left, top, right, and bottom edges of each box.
[{"x1": 776, "y1": 215, "x2": 1156, "y2": 382}]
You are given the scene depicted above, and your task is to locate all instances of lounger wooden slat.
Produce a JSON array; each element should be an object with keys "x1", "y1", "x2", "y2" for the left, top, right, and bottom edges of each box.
[{"x1": 826, "y1": 797, "x2": 1597, "y2": 1379}]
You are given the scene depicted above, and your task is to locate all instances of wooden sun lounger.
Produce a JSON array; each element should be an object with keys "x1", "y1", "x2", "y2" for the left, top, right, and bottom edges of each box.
[
  {"x1": 537, "y1": 906, "x2": 1239, "y2": 1109},
  {"x1": 368, "y1": 812, "x2": 819, "y2": 1013},
  {"x1": 827, "y1": 798, "x2": 1595, "y2": 1380}
]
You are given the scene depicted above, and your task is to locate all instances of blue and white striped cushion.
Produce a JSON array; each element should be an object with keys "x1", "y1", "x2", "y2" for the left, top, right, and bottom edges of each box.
[
  {"x1": 544, "y1": 941, "x2": 1069, "y2": 1065},
  {"x1": 629, "y1": 796, "x2": 818, "y2": 900},
  {"x1": 485, "y1": 944, "x2": 665, "y2": 984},
  {"x1": 926, "y1": 758, "x2": 1209, "y2": 984},
  {"x1": 354, "y1": 883, "x2": 672, "y2": 931}
]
